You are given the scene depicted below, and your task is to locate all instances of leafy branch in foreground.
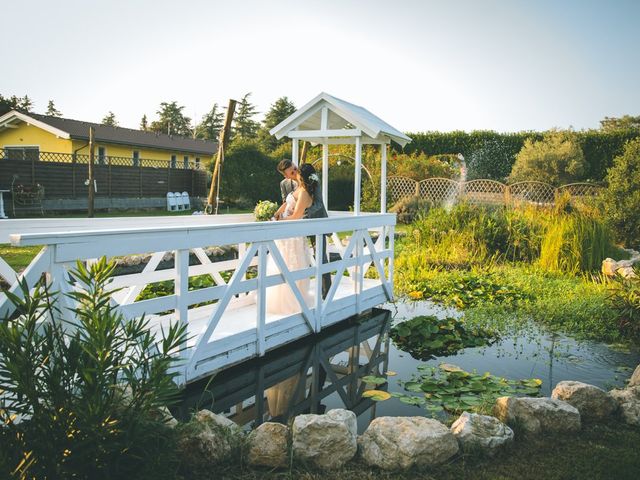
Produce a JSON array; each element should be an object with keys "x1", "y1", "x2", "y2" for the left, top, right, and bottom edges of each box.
[{"x1": 0, "y1": 257, "x2": 187, "y2": 479}]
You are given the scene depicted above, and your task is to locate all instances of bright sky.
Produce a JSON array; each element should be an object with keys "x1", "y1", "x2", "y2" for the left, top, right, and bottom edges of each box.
[{"x1": 3, "y1": 0, "x2": 639, "y2": 133}]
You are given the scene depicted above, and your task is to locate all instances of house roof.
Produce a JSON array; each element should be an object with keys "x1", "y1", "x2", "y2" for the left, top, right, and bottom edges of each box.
[
  {"x1": 0, "y1": 110, "x2": 217, "y2": 155},
  {"x1": 269, "y1": 92, "x2": 412, "y2": 147}
]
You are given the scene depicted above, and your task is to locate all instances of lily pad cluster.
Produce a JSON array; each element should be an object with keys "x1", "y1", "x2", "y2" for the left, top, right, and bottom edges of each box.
[
  {"x1": 393, "y1": 364, "x2": 542, "y2": 415},
  {"x1": 389, "y1": 315, "x2": 498, "y2": 360}
]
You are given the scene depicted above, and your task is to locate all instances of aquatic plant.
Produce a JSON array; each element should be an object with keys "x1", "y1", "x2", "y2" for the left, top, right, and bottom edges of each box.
[
  {"x1": 389, "y1": 315, "x2": 498, "y2": 360},
  {"x1": 393, "y1": 364, "x2": 542, "y2": 416}
]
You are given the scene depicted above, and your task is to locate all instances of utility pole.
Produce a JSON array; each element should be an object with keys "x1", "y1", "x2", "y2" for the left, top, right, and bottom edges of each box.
[
  {"x1": 88, "y1": 126, "x2": 95, "y2": 218},
  {"x1": 206, "y1": 98, "x2": 237, "y2": 215}
]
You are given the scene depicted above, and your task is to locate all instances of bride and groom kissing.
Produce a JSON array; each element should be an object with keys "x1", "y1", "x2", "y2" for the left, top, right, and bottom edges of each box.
[{"x1": 265, "y1": 159, "x2": 331, "y2": 315}]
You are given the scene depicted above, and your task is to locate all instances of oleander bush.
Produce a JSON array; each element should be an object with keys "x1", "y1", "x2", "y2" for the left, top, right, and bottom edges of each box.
[{"x1": 0, "y1": 258, "x2": 187, "y2": 479}]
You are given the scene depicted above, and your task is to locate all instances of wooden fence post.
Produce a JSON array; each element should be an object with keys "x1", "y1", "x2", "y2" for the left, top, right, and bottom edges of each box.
[
  {"x1": 88, "y1": 127, "x2": 95, "y2": 218},
  {"x1": 71, "y1": 153, "x2": 77, "y2": 198},
  {"x1": 139, "y1": 160, "x2": 143, "y2": 198},
  {"x1": 108, "y1": 157, "x2": 112, "y2": 198}
]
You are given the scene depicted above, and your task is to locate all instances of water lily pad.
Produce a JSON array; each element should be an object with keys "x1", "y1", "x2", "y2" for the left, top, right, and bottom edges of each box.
[
  {"x1": 361, "y1": 375, "x2": 386, "y2": 385},
  {"x1": 362, "y1": 390, "x2": 391, "y2": 401}
]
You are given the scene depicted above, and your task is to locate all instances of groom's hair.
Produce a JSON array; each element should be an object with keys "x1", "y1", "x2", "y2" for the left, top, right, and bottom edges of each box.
[{"x1": 277, "y1": 159, "x2": 293, "y2": 174}]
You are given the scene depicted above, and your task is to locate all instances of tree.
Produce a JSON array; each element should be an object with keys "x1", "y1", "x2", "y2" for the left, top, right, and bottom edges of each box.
[
  {"x1": 101, "y1": 111, "x2": 118, "y2": 126},
  {"x1": 233, "y1": 92, "x2": 259, "y2": 139},
  {"x1": 149, "y1": 101, "x2": 192, "y2": 137},
  {"x1": 603, "y1": 137, "x2": 640, "y2": 248},
  {"x1": 258, "y1": 96, "x2": 296, "y2": 151},
  {"x1": 508, "y1": 130, "x2": 586, "y2": 186},
  {"x1": 0, "y1": 94, "x2": 33, "y2": 116},
  {"x1": 140, "y1": 114, "x2": 148, "y2": 131},
  {"x1": 600, "y1": 115, "x2": 640, "y2": 132},
  {"x1": 194, "y1": 103, "x2": 224, "y2": 140},
  {"x1": 45, "y1": 100, "x2": 62, "y2": 117}
]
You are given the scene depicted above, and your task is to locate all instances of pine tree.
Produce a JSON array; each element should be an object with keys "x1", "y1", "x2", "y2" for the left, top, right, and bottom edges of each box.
[
  {"x1": 0, "y1": 94, "x2": 33, "y2": 116},
  {"x1": 258, "y1": 96, "x2": 296, "y2": 151},
  {"x1": 46, "y1": 100, "x2": 62, "y2": 117},
  {"x1": 233, "y1": 92, "x2": 260, "y2": 139},
  {"x1": 150, "y1": 101, "x2": 192, "y2": 137},
  {"x1": 102, "y1": 111, "x2": 118, "y2": 126},
  {"x1": 195, "y1": 103, "x2": 225, "y2": 140},
  {"x1": 140, "y1": 114, "x2": 148, "y2": 131}
]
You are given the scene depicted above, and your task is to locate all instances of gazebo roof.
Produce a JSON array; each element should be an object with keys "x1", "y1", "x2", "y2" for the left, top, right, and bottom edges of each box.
[{"x1": 269, "y1": 92, "x2": 411, "y2": 147}]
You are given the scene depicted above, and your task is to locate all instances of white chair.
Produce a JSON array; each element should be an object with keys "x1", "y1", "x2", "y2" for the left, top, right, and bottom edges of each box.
[
  {"x1": 175, "y1": 192, "x2": 185, "y2": 211},
  {"x1": 181, "y1": 191, "x2": 191, "y2": 210},
  {"x1": 166, "y1": 192, "x2": 177, "y2": 211}
]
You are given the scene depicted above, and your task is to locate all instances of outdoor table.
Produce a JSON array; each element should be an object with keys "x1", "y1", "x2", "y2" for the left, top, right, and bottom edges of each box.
[{"x1": 0, "y1": 190, "x2": 8, "y2": 219}]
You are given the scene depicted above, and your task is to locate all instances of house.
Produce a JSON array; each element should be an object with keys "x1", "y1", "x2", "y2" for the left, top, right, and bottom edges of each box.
[{"x1": 0, "y1": 110, "x2": 216, "y2": 169}]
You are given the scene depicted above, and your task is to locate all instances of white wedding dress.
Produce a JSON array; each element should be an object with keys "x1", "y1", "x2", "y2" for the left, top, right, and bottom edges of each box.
[{"x1": 266, "y1": 192, "x2": 313, "y2": 315}]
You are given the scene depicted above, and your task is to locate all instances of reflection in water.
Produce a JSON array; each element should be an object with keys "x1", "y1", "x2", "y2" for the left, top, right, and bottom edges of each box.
[{"x1": 177, "y1": 308, "x2": 392, "y2": 428}]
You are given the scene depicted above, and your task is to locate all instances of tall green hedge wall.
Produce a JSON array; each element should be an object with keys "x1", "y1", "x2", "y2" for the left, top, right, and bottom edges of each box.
[{"x1": 399, "y1": 130, "x2": 640, "y2": 181}]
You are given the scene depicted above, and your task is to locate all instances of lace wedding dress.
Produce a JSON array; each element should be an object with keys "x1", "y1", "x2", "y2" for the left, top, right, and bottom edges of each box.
[{"x1": 266, "y1": 192, "x2": 313, "y2": 315}]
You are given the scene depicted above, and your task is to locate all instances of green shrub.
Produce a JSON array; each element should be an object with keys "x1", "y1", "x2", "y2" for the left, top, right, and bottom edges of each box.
[
  {"x1": 0, "y1": 258, "x2": 187, "y2": 479},
  {"x1": 602, "y1": 137, "x2": 640, "y2": 248},
  {"x1": 509, "y1": 130, "x2": 587, "y2": 186},
  {"x1": 466, "y1": 139, "x2": 515, "y2": 181},
  {"x1": 608, "y1": 268, "x2": 640, "y2": 339}
]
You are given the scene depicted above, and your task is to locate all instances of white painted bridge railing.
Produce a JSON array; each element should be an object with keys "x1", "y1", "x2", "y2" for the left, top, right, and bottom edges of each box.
[{"x1": 0, "y1": 213, "x2": 395, "y2": 385}]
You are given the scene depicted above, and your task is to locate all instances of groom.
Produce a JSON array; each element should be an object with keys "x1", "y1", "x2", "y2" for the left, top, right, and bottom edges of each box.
[{"x1": 277, "y1": 159, "x2": 297, "y2": 203}]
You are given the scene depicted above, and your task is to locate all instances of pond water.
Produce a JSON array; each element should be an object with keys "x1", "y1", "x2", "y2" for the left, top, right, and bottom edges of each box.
[{"x1": 176, "y1": 300, "x2": 640, "y2": 433}]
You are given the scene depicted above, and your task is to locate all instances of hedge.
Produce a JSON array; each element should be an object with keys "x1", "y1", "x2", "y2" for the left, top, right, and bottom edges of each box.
[{"x1": 400, "y1": 130, "x2": 640, "y2": 181}]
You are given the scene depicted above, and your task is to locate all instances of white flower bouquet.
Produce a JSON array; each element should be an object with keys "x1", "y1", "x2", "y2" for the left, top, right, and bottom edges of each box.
[{"x1": 254, "y1": 200, "x2": 279, "y2": 221}]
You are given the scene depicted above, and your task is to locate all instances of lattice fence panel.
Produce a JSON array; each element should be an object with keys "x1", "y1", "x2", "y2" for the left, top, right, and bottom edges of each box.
[
  {"x1": 557, "y1": 183, "x2": 602, "y2": 201},
  {"x1": 387, "y1": 176, "x2": 418, "y2": 202},
  {"x1": 418, "y1": 178, "x2": 459, "y2": 203},
  {"x1": 508, "y1": 181, "x2": 556, "y2": 205},
  {"x1": 462, "y1": 179, "x2": 506, "y2": 205}
]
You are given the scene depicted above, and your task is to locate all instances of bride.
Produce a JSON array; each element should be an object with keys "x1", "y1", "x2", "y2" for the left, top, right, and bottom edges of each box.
[{"x1": 266, "y1": 164, "x2": 319, "y2": 315}]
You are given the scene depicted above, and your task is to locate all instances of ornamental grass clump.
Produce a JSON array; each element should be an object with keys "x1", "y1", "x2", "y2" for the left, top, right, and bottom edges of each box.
[{"x1": 0, "y1": 258, "x2": 187, "y2": 479}]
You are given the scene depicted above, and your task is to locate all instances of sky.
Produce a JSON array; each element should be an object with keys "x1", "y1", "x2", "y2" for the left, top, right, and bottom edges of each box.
[{"x1": 2, "y1": 0, "x2": 639, "y2": 133}]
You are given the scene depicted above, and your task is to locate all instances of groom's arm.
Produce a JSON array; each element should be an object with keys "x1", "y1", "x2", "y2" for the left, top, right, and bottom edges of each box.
[{"x1": 279, "y1": 179, "x2": 288, "y2": 203}]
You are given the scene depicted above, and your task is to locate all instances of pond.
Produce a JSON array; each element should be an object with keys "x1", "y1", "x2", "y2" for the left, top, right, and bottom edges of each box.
[{"x1": 175, "y1": 300, "x2": 640, "y2": 434}]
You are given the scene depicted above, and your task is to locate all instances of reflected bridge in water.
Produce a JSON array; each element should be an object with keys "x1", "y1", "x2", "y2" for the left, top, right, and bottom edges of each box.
[{"x1": 176, "y1": 308, "x2": 392, "y2": 428}]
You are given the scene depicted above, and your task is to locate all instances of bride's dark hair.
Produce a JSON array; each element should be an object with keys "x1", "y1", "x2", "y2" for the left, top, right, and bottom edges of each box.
[{"x1": 298, "y1": 163, "x2": 319, "y2": 196}]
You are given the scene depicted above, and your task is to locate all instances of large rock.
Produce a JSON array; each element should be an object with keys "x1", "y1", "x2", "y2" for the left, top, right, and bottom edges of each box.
[
  {"x1": 176, "y1": 410, "x2": 242, "y2": 467},
  {"x1": 358, "y1": 416, "x2": 459, "y2": 470},
  {"x1": 629, "y1": 364, "x2": 640, "y2": 388},
  {"x1": 551, "y1": 381, "x2": 617, "y2": 420},
  {"x1": 292, "y1": 409, "x2": 357, "y2": 470},
  {"x1": 610, "y1": 386, "x2": 640, "y2": 426},
  {"x1": 493, "y1": 397, "x2": 581, "y2": 434},
  {"x1": 450, "y1": 412, "x2": 514, "y2": 455},
  {"x1": 247, "y1": 422, "x2": 290, "y2": 468}
]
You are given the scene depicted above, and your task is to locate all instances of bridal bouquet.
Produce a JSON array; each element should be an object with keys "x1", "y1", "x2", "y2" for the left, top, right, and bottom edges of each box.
[{"x1": 254, "y1": 200, "x2": 278, "y2": 221}]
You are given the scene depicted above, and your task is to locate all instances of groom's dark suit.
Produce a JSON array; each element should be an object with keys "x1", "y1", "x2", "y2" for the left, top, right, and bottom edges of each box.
[{"x1": 304, "y1": 193, "x2": 331, "y2": 299}]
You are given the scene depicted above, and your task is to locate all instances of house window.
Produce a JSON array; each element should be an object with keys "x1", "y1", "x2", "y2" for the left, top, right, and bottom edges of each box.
[
  {"x1": 132, "y1": 150, "x2": 140, "y2": 167},
  {"x1": 97, "y1": 146, "x2": 107, "y2": 165},
  {"x1": 195, "y1": 157, "x2": 201, "y2": 169},
  {"x1": 183, "y1": 155, "x2": 189, "y2": 169},
  {"x1": 170, "y1": 154, "x2": 177, "y2": 168},
  {"x1": 4, "y1": 146, "x2": 39, "y2": 161}
]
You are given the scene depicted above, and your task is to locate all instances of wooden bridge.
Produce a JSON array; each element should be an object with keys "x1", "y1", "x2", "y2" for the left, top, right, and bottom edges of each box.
[{"x1": 0, "y1": 212, "x2": 395, "y2": 385}]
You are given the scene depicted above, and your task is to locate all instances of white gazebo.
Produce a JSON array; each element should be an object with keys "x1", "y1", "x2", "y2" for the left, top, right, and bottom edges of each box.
[
  {"x1": 0, "y1": 93, "x2": 410, "y2": 385},
  {"x1": 270, "y1": 92, "x2": 411, "y2": 214}
]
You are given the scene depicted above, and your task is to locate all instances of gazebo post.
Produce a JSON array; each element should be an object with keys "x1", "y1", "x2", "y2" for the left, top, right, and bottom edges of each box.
[
  {"x1": 354, "y1": 136, "x2": 362, "y2": 215},
  {"x1": 292, "y1": 139, "x2": 299, "y2": 167},
  {"x1": 380, "y1": 143, "x2": 387, "y2": 214},
  {"x1": 322, "y1": 143, "x2": 329, "y2": 208}
]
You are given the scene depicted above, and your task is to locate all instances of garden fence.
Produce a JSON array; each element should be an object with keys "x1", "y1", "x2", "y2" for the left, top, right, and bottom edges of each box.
[
  {"x1": 387, "y1": 176, "x2": 602, "y2": 206},
  {"x1": 0, "y1": 149, "x2": 208, "y2": 199}
]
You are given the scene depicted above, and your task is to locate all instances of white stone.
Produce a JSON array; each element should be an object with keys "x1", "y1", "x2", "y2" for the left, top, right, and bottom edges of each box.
[
  {"x1": 493, "y1": 397, "x2": 581, "y2": 434},
  {"x1": 450, "y1": 412, "x2": 514, "y2": 455},
  {"x1": 176, "y1": 410, "x2": 241, "y2": 467},
  {"x1": 629, "y1": 364, "x2": 640, "y2": 388},
  {"x1": 610, "y1": 386, "x2": 640, "y2": 426},
  {"x1": 247, "y1": 422, "x2": 290, "y2": 468},
  {"x1": 551, "y1": 381, "x2": 617, "y2": 420},
  {"x1": 358, "y1": 416, "x2": 459, "y2": 470},
  {"x1": 292, "y1": 409, "x2": 357, "y2": 470}
]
